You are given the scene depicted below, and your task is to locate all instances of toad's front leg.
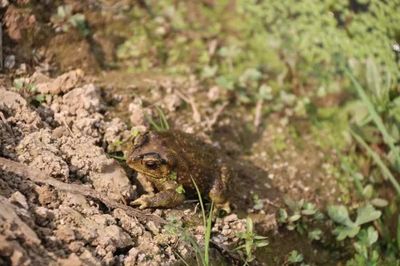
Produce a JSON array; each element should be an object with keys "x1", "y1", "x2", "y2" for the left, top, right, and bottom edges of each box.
[
  {"x1": 209, "y1": 165, "x2": 231, "y2": 213},
  {"x1": 131, "y1": 181, "x2": 185, "y2": 209}
]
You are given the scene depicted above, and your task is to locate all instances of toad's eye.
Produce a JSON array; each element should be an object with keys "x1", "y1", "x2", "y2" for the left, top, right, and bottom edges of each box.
[
  {"x1": 141, "y1": 153, "x2": 165, "y2": 170},
  {"x1": 144, "y1": 160, "x2": 159, "y2": 170}
]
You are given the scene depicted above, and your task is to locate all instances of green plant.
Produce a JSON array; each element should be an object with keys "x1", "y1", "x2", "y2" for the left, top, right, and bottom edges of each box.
[
  {"x1": 287, "y1": 250, "x2": 304, "y2": 265},
  {"x1": 13, "y1": 78, "x2": 37, "y2": 94},
  {"x1": 146, "y1": 107, "x2": 170, "y2": 132},
  {"x1": 164, "y1": 177, "x2": 214, "y2": 266},
  {"x1": 164, "y1": 217, "x2": 205, "y2": 265},
  {"x1": 397, "y1": 215, "x2": 400, "y2": 253},
  {"x1": 351, "y1": 129, "x2": 400, "y2": 196},
  {"x1": 346, "y1": 226, "x2": 379, "y2": 266},
  {"x1": 191, "y1": 176, "x2": 214, "y2": 266},
  {"x1": 328, "y1": 204, "x2": 381, "y2": 241},
  {"x1": 345, "y1": 69, "x2": 400, "y2": 196},
  {"x1": 12, "y1": 79, "x2": 50, "y2": 106},
  {"x1": 51, "y1": 5, "x2": 90, "y2": 36},
  {"x1": 234, "y1": 217, "x2": 269, "y2": 264},
  {"x1": 278, "y1": 197, "x2": 323, "y2": 233}
]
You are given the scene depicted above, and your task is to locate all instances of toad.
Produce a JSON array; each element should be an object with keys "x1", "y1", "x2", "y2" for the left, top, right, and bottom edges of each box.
[{"x1": 126, "y1": 130, "x2": 231, "y2": 212}]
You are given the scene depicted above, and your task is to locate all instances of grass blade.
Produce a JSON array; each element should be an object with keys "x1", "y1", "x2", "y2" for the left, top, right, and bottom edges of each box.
[
  {"x1": 174, "y1": 251, "x2": 190, "y2": 266},
  {"x1": 146, "y1": 114, "x2": 161, "y2": 132},
  {"x1": 145, "y1": 107, "x2": 170, "y2": 132},
  {"x1": 350, "y1": 129, "x2": 400, "y2": 196},
  {"x1": 345, "y1": 68, "x2": 400, "y2": 162},
  {"x1": 397, "y1": 214, "x2": 400, "y2": 252},
  {"x1": 157, "y1": 106, "x2": 170, "y2": 130},
  {"x1": 191, "y1": 176, "x2": 208, "y2": 266},
  {"x1": 204, "y1": 202, "x2": 214, "y2": 266},
  {"x1": 191, "y1": 176, "x2": 206, "y2": 226}
]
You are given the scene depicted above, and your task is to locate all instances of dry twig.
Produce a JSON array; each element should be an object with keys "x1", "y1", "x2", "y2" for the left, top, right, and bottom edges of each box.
[
  {"x1": 206, "y1": 102, "x2": 228, "y2": 130},
  {"x1": 175, "y1": 89, "x2": 202, "y2": 123}
]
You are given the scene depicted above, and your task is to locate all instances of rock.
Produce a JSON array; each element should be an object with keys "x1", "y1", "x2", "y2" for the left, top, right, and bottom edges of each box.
[
  {"x1": 9, "y1": 191, "x2": 28, "y2": 209},
  {"x1": 129, "y1": 101, "x2": 147, "y2": 126},
  {"x1": 103, "y1": 118, "x2": 131, "y2": 152},
  {"x1": 57, "y1": 254, "x2": 84, "y2": 266},
  {"x1": 4, "y1": 55, "x2": 15, "y2": 69},
  {"x1": 163, "y1": 93, "x2": 182, "y2": 112},
  {"x1": 31, "y1": 69, "x2": 84, "y2": 95},
  {"x1": 146, "y1": 221, "x2": 159, "y2": 235},
  {"x1": 0, "y1": 236, "x2": 31, "y2": 266},
  {"x1": 0, "y1": 196, "x2": 41, "y2": 246}
]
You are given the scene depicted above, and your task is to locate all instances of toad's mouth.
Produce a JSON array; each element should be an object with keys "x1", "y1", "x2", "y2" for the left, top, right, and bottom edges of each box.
[
  {"x1": 135, "y1": 168, "x2": 162, "y2": 179},
  {"x1": 132, "y1": 163, "x2": 168, "y2": 180}
]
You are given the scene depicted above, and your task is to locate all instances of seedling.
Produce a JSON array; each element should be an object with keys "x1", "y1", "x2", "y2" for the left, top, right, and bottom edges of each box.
[
  {"x1": 287, "y1": 250, "x2": 304, "y2": 265},
  {"x1": 234, "y1": 217, "x2": 268, "y2": 264},
  {"x1": 51, "y1": 5, "x2": 89, "y2": 36},
  {"x1": 327, "y1": 204, "x2": 381, "y2": 241}
]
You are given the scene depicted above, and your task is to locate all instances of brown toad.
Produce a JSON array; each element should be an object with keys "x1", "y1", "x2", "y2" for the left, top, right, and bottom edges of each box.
[{"x1": 126, "y1": 130, "x2": 231, "y2": 211}]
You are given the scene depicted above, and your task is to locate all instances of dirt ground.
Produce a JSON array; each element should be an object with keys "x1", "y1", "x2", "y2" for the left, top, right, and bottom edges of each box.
[{"x1": 0, "y1": 1, "x2": 346, "y2": 265}]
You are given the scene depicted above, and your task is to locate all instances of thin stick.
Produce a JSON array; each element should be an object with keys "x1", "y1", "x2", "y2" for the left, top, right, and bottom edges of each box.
[
  {"x1": 207, "y1": 102, "x2": 228, "y2": 130},
  {"x1": 175, "y1": 89, "x2": 202, "y2": 123},
  {"x1": 0, "y1": 157, "x2": 166, "y2": 225}
]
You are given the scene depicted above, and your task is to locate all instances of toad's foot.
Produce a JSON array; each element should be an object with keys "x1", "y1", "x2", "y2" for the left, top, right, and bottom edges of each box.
[
  {"x1": 131, "y1": 189, "x2": 185, "y2": 209},
  {"x1": 131, "y1": 194, "x2": 154, "y2": 209}
]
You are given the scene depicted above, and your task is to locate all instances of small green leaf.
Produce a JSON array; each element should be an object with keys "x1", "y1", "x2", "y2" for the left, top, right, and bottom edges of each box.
[
  {"x1": 370, "y1": 198, "x2": 388, "y2": 207},
  {"x1": 362, "y1": 184, "x2": 374, "y2": 198},
  {"x1": 301, "y1": 202, "x2": 317, "y2": 216},
  {"x1": 288, "y1": 214, "x2": 301, "y2": 223},
  {"x1": 287, "y1": 224, "x2": 295, "y2": 231},
  {"x1": 278, "y1": 208, "x2": 288, "y2": 223},
  {"x1": 35, "y1": 94, "x2": 46, "y2": 103},
  {"x1": 301, "y1": 209, "x2": 316, "y2": 216},
  {"x1": 131, "y1": 129, "x2": 140, "y2": 137},
  {"x1": 175, "y1": 185, "x2": 185, "y2": 194},
  {"x1": 284, "y1": 196, "x2": 303, "y2": 211},
  {"x1": 357, "y1": 226, "x2": 378, "y2": 247},
  {"x1": 334, "y1": 225, "x2": 360, "y2": 241},
  {"x1": 327, "y1": 205, "x2": 354, "y2": 227},
  {"x1": 308, "y1": 229, "x2": 322, "y2": 241},
  {"x1": 255, "y1": 241, "x2": 269, "y2": 248},
  {"x1": 287, "y1": 250, "x2": 304, "y2": 263},
  {"x1": 169, "y1": 171, "x2": 177, "y2": 180},
  {"x1": 246, "y1": 217, "x2": 254, "y2": 233},
  {"x1": 355, "y1": 204, "x2": 381, "y2": 226},
  {"x1": 366, "y1": 226, "x2": 378, "y2": 246}
]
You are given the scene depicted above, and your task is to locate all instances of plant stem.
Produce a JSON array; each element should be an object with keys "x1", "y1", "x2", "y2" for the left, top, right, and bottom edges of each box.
[
  {"x1": 350, "y1": 129, "x2": 400, "y2": 196},
  {"x1": 205, "y1": 202, "x2": 214, "y2": 266},
  {"x1": 191, "y1": 176, "x2": 208, "y2": 266},
  {"x1": 345, "y1": 68, "x2": 400, "y2": 163}
]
